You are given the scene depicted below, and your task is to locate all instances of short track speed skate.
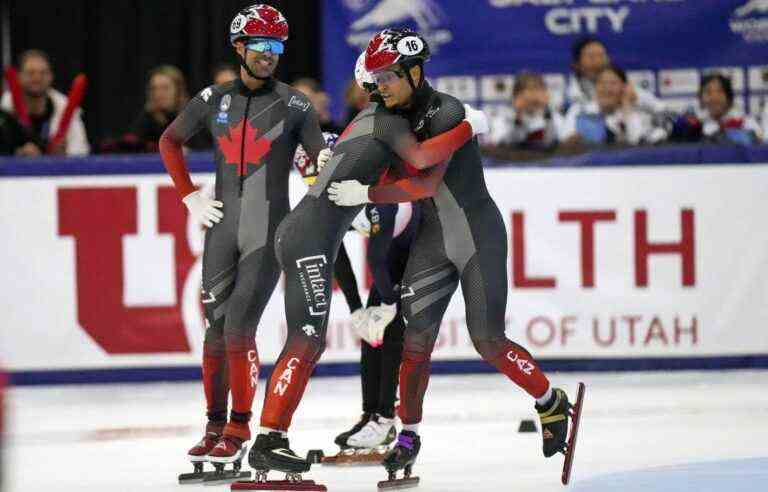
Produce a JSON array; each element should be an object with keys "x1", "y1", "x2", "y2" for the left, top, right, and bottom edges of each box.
[
  {"x1": 234, "y1": 432, "x2": 326, "y2": 491},
  {"x1": 320, "y1": 444, "x2": 392, "y2": 466},
  {"x1": 378, "y1": 431, "x2": 420, "y2": 490},
  {"x1": 178, "y1": 425, "x2": 251, "y2": 485},
  {"x1": 322, "y1": 414, "x2": 397, "y2": 466},
  {"x1": 535, "y1": 383, "x2": 586, "y2": 485}
]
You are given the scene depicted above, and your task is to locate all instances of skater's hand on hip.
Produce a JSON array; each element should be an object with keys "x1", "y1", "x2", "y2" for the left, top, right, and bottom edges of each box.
[
  {"x1": 463, "y1": 104, "x2": 489, "y2": 137},
  {"x1": 317, "y1": 148, "x2": 333, "y2": 172},
  {"x1": 328, "y1": 180, "x2": 370, "y2": 206},
  {"x1": 365, "y1": 303, "x2": 397, "y2": 347},
  {"x1": 182, "y1": 190, "x2": 223, "y2": 228}
]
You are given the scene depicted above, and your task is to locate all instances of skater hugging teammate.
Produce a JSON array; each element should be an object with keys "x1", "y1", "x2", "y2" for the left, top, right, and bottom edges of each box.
[{"x1": 326, "y1": 28, "x2": 582, "y2": 488}]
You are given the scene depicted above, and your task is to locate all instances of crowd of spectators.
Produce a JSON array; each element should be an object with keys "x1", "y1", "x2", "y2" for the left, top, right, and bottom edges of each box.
[
  {"x1": 482, "y1": 37, "x2": 767, "y2": 160},
  {"x1": 1, "y1": 40, "x2": 767, "y2": 160}
]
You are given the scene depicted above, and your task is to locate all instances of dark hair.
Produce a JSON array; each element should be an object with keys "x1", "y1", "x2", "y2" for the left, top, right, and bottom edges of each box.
[
  {"x1": 512, "y1": 72, "x2": 546, "y2": 97},
  {"x1": 19, "y1": 49, "x2": 52, "y2": 71},
  {"x1": 597, "y1": 64, "x2": 627, "y2": 84},
  {"x1": 571, "y1": 36, "x2": 605, "y2": 64},
  {"x1": 699, "y1": 73, "x2": 734, "y2": 106}
]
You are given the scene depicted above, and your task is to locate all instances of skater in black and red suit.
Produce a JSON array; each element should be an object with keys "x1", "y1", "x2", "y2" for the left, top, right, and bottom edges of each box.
[
  {"x1": 160, "y1": 4, "x2": 333, "y2": 483},
  {"x1": 328, "y1": 29, "x2": 579, "y2": 486},
  {"x1": 245, "y1": 52, "x2": 490, "y2": 482}
]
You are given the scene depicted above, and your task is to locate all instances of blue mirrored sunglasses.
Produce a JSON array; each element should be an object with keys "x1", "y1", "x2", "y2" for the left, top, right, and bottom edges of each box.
[{"x1": 246, "y1": 39, "x2": 284, "y2": 55}]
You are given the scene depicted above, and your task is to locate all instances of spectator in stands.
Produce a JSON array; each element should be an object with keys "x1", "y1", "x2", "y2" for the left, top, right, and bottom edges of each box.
[
  {"x1": 342, "y1": 78, "x2": 370, "y2": 127},
  {"x1": 559, "y1": 65, "x2": 667, "y2": 147},
  {"x1": 566, "y1": 37, "x2": 665, "y2": 115},
  {"x1": 689, "y1": 74, "x2": 762, "y2": 145},
  {"x1": 126, "y1": 65, "x2": 208, "y2": 152},
  {"x1": 292, "y1": 77, "x2": 342, "y2": 133},
  {"x1": 487, "y1": 72, "x2": 562, "y2": 149},
  {"x1": 0, "y1": 49, "x2": 90, "y2": 155},
  {"x1": 0, "y1": 108, "x2": 39, "y2": 156},
  {"x1": 212, "y1": 63, "x2": 238, "y2": 86}
]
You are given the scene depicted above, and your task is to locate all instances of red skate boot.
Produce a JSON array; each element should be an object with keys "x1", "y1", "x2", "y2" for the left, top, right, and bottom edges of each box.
[
  {"x1": 178, "y1": 421, "x2": 230, "y2": 484},
  {"x1": 203, "y1": 421, "x2": 252, "y2": 485}
]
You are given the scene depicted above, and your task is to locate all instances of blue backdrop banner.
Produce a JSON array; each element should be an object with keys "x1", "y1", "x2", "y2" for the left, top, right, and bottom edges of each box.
[{"x1": 322, "y1": 0, "x2": 768, "y2": 120}]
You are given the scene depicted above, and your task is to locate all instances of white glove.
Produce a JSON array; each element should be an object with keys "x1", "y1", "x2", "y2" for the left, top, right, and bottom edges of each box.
[
  {"x1": 328, "y1": 180, "x2": 370, "y2": 206},
  {"x1": 182, "y1": 190, "x2": 223, "y2": 228},
  {"x1": 351, "y1": 308, "x2": 369, "y2": 343},
  {"x1": 463, "y1": 104, "x2": 489, "y2": 137},
  {"x1": 317, "y1": 148, "x2": 333, "y2": 172},
  {"x1": 365, "y1": 303, "x2": 397, "y2": 347}
]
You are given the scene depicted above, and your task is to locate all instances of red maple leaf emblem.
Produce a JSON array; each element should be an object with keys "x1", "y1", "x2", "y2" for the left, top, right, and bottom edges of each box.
[{"x1": 217, "y1": 119, "x2": 272, "y2": 176}]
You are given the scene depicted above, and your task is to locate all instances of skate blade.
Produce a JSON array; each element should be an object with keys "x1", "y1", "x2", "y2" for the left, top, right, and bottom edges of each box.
[
  {"x1": 321, "y1": 450, "x2": 386, "y2": 466},
  {"x1": 561, "y1": 382, "x2": 586, "y2": 485},
  {"x1": 201, "y1": 471, "x2": 251, "y2": 486},
  {"x1": 377, "y1": 477, "x2": 420, "y2": 490},
  {"x1": 178, "y1": 472, "x2": 207, "y2": 485},
  {"x1": 232, "y1": 479, "x2": 327, "y2": 491}
]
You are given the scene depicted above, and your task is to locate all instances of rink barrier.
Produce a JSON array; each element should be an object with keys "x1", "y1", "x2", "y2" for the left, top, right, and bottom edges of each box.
[
  {"x1": 2, "y1": 145, "x2": 768, "y2": 176},
  {"x1": 9, "y1": 355, "x2": 768, "y2": 386}
]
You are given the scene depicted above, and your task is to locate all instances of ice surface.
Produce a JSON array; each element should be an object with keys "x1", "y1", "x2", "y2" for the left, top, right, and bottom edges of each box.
[{"x1": 5, "y1": 370, "x2": 768, "y2": 491}]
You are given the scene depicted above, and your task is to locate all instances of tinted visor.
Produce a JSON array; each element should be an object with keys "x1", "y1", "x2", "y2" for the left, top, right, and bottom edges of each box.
[{"x1": 246, "y1": 39, "x2": 284, "y2": 55}]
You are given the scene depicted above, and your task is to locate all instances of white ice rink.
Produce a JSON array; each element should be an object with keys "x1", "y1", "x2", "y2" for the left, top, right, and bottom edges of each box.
[{"x1": 4, "y1": 370, "x2": 768, "y2": 492}]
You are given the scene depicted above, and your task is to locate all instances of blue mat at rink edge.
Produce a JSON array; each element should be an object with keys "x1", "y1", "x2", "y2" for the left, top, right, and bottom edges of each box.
[{"x1": 3, "y1": 144, "x2": 768, "y2": 386}]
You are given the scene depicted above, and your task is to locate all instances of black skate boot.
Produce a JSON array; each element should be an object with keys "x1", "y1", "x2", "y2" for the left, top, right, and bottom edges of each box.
[
  {"x1": 378, "y1": 431, "x2": 420, "y2": 490},
  {"x1": 334, "y1": 412, "x2": 372, "y2": 449},
  {"x1": 248, "y1": 432, "x2": 310, "y2": 475},
  {"x1": 535, "y1": 387, "x2": 571, "y2": 457}
]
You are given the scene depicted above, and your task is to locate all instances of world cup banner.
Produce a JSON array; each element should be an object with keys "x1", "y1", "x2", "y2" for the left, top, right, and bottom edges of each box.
[
  {"x1": 2, "y1": 165, "x2": 768, "y2": 374},
  {"x1": 323, "y1": 0, "x2": 768, "y2": 119}
]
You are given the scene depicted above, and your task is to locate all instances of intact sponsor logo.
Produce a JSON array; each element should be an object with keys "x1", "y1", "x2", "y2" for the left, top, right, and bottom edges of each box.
[
  {"x1": 345, "y1": 0, "x2": 452, "y2": 52},
  {"x1": 730, "y1": 0, "x2": 768, "y2": 43},
  {"x1": 658, "y1": 69, "x2": 700, "y2": 96},
  {"x1": 200, "y1": 87, "x2": 213, "y2": 102},
  {"x1": 288, "y1": 95, "x2": 310, "y2": 112},
  {"x1": 273, "y1": 357, "x2": 300, "y2": 396},
  {"x1": 296, "y1": 255, "x2": 329, "y2": 316}
]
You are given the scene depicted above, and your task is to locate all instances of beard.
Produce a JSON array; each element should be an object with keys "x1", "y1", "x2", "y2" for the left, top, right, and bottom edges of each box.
[{"x1": 247, "y1": 56, "x2": 277, "y2": 78}]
